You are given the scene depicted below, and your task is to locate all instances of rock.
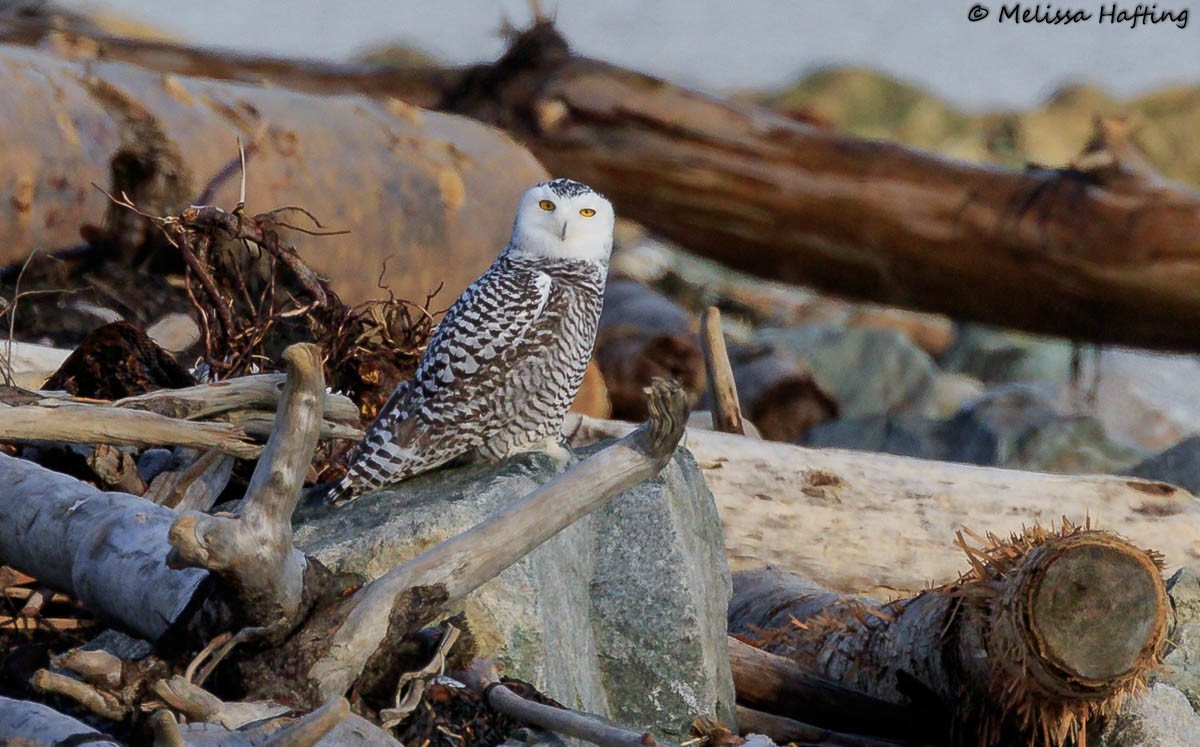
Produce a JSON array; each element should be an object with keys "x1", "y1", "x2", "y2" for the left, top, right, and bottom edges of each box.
[
  {"x1": 1008, "y1": 415, "x2": 1147, "y2": 475},
  {"x1": 805, "y1": 414, "x2": 944, "y2": 460},
  {"x1": 939, "y1": 324, "x2": 1072, "y2": 388},
  {"x1": 294, "y1": 449, "x2": 735, "y2": 740},
  {"x1": 804, "y1": 385, "x2": 1115, "y2": 471},
  {"x1": 757, "y1": 325, "x2": 936, "y2": 418},
  {"x1": 915, "y1": 372, "x2": 985, "y2": 420},
  {"x1": 146, "y1": 313, "x2": 201, "y2": 353},
  {"x1": 1160, "y1": 568, "x2": 1200, "y2": 713},
  {"x1": 1098, "y1": 684, "x2": 1200, "y2": 747},
  {"x1": 1066, "y1": 349, "x2": 1200, "y2": 451},
  {"x1": 939, "y1": 384, "x2": 1061, "y2": 466},
  {"x1": 1130, "y1": 437, "x2": 1200, "y2": 494},
  {"x1": 846, "y1": 305, "x2": 956, "y2": 357}
]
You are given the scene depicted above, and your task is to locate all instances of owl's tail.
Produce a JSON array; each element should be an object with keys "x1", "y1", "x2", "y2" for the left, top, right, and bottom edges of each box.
[{"x1": 301, "y1": 477, "x2": 356, "y2": 507}]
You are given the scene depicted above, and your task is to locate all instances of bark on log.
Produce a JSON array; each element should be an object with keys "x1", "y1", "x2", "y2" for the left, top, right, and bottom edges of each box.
[
  {"x1": 0, "y1": 451, "x2": 206, "y2": 641},
  {"x1": 728, "y1": 542, "x2": 1168, "y2": 746},
  {"x1": 727, "y1": 637, "x2": 932, "y2": 742},
  {"x1": 0, "y1": 39, "x2": 546, "y2": 304},
  {"x1": 564, "y1": 416, "x2": 1200, "y2": 596},
  {"x1": 0, "y1": 695, "x2": 123, "y2": 746},
  {"x1": 439, "y1": 24, "x2": 1200, "y2": 350}
]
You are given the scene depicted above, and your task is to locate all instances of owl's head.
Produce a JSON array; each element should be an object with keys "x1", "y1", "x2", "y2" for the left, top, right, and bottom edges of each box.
[{"x1": 507, "y1": 178, "x2": 614, "y2": 263}]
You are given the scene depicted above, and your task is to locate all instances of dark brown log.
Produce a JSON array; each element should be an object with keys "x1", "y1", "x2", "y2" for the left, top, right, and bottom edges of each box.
[
  {"x1": 16, "y1": 23, "x2": 1200, "y2": 348},
  {"x1": 734, "y1": 706, "x2": 913, "y2": 747},
  {"x1": 719, "y1": 347, "x2": 837, "y2": 442},
  {"x1": 727, "y1": 637, "x2": 932, "y2": 743},
  {"x1": 440, "y1": 24, "x2": 1200, "y2": 351},
  {"x1": 595, "y1": 280, "x2": 704, "y2": 420},
  {"x1": 728, "y1": 525, "x2": 1170, "y2": 746}
]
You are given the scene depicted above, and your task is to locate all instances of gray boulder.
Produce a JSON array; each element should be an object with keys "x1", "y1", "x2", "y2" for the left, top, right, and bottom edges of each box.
[
  {"x1": 1160, "y1": 568, "x2": 1200, "y2": 714},
  {"x1": 1098, "y1": 684, "x2": 1200, "y2": 747},
  {"x1": 757, "y1": 324, "x2": 936, "y2": 418},
  {"x1": 939, "y1": 324, "x2": 1073, "y2": 387},
  {"x1": 295, "y1": 448, "x2": 734, "y2": 740},
  {"x1": 1131, "y1": 437, "x2": 1200, "y2": 495}
]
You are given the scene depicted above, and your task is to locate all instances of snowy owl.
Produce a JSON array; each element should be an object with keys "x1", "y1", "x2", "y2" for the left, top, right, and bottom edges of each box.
[{"x1": 323, "y1": 178, "x2": 615, "y2": 505}]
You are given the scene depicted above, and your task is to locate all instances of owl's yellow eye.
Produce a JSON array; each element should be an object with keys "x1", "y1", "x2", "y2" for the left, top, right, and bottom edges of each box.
[
  {"x1": 579, "y1": 208, "x2": 596, "y2": 217},
  {"x1": 538, "y1": 199, "x2": 556, "y2": 212}
]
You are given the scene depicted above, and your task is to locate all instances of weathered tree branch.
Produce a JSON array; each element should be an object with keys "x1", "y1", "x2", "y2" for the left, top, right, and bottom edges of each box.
[
  {"x1": 699, "y1": 307, "x2": 745, "y2": 435},
  {"x1": 0, "y1": 400, "x2": 262, "y2": 457},
  {"x1": 733, "y1": 706, "x2": 912, "y2": 747},
  {"x1": 167, "y1": 343, "x2": 325, "y2": 638}
]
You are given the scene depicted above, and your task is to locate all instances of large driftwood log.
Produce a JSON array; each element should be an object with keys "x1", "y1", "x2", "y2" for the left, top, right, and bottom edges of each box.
[
  {"x1": 0, "y1": 451, "x2": 206, "y2": 641},
  {"x1": 440, "y1": 24, "x2": 1200, "y2": 350},
  {"x1": 565, "y1": 417, "x2": 1200, "y2": 596},
  {"x1": 728, "y1": 531, "x2": 1169, "y2": 746},
  {"x1": 0, "y1": 37, "x2": 545, "y2": 304}
]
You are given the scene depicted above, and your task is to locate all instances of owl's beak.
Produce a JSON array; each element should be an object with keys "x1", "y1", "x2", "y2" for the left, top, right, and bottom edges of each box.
[{"x1": 559, "y1": 221, "x2": 568, "y2": 240}]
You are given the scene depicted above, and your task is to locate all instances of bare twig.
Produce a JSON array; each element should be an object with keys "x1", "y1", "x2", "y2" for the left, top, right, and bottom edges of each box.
[{"x1": 698, "y1": 306, "x2": 745, "y2": 435}]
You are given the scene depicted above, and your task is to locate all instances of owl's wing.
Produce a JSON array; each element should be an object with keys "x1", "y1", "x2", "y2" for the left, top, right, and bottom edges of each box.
[
  {"x1": 330, "y1": 268, "x2": 555, "y2": 503},
  {"x1": 411, "y1": 268, "x2": 555, "y2": 425}
]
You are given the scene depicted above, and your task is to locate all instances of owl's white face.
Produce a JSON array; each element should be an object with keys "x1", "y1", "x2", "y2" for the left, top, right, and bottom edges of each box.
[{"x1": 507, "y1": 179, "x2": 615, "y2": 264}]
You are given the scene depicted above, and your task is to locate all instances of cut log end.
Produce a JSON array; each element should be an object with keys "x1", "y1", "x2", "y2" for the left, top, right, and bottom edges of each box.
[{"x1": 1026, "y1": 540, "x2": 1167, "y2": 683}]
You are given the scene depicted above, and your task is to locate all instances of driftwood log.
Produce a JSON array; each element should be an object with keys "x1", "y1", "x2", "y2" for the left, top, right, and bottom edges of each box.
[
  {"x1": 565, "y1": 417, "x2": 1200, "y2": 596},
  {"x1": 0, "y1": 36, "x2": 546, "y2": 305},
  {"x1": 728, "y1": 531, "x2": 1169, "y2": 746},
  {"x1": 0, "y1": 375, "x2": 363, "y2": 458},
  {"x1": 595, "y1": 279, "x2": 705, "y2": 420}
]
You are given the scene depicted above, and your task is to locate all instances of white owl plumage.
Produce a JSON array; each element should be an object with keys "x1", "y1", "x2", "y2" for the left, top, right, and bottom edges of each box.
[{"x1": 323, "y1": 178, "x2": 615, "y2": 505}]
